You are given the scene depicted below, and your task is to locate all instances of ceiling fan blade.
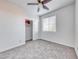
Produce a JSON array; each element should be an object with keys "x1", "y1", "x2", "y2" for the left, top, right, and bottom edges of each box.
[
  {"x1": 27, "y1": 3, "x2": 38, "y2": 5},
  {"x1": 43, "y1": 5, "x2": 49, "y2": 10},
  {"x1": 43, "y1": 0, "x2": 52, "y2": 4},
  {"x1": 37, "y1": 7, "x2": 40, "y2": 12}
]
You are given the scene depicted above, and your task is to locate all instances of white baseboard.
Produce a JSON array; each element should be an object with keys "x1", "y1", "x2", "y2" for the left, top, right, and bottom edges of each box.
[{"x1": 0, "y1": 42, "x2": 25, "y2": 53}]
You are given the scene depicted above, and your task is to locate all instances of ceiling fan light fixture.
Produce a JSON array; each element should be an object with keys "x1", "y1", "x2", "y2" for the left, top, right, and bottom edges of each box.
[
  {"x1": 41, "y1": 0, "x2": 44, "y2": 2},
  {"x1": 27, "y1": 0, "x2": 52, "y2": 12}
]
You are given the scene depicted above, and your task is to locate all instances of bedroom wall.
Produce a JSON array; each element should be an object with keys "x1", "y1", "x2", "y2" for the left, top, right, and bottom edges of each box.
[
  {"x1": 39, "y1": 3, "x2": 75, "y2": 47},
  {"x1": 75, "y1": 0, "x2": 78, "y2": 55},
  {"x1": 33, "y1": 17, "x2": 39, "y2": 40},
  {"x1": 0, "y1": 0, "x2": 26, "y2": 52}
]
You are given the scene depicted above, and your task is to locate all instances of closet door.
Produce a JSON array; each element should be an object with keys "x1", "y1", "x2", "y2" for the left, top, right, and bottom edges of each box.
[{"x1": 25, "y1": 20, "x2": 33, "y2": 41}]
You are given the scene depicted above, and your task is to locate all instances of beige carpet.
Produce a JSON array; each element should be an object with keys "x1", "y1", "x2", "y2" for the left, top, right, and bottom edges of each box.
[{"x1": 0, "y1": 39, "x2": 77, "y2": 59}]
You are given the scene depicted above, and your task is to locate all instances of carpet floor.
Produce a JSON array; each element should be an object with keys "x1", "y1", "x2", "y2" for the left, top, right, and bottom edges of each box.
[{"x1": 0, "y1": 39, "x2": 77, "y2": 59}]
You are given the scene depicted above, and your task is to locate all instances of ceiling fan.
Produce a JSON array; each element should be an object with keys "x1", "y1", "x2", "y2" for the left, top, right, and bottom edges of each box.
[{"x1": 27, "y1": 0, "x2": 52, "y2": 12}]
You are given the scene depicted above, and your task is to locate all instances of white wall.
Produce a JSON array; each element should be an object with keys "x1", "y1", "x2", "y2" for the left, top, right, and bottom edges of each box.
[
  {"x1": 75, "y1": 0, "x2": 78, "y2": 55},
  {"x1": 0, "y1": 1, "x2": 26, "y2": 52},
  {"x1": 39, "y1": 4, "x2": 75, "y2": 47},
  {"x1": 33, "y1": 17, "x2": 39, "y2": 40}
]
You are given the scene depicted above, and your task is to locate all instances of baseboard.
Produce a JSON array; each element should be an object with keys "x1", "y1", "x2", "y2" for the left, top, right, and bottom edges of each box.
[{"x1": 0, "y1": 42, "x2": 25, "y2": 53}]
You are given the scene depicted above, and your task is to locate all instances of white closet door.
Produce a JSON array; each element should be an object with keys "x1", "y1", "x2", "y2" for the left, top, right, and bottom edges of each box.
[{"x1": 25, "y1": 20, "x2": 33, "y2": 41}]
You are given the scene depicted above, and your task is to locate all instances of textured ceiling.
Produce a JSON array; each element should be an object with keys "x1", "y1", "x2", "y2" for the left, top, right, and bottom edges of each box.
[{"x1": 5, "y1": 0, "x2": 75, "y2": 18}]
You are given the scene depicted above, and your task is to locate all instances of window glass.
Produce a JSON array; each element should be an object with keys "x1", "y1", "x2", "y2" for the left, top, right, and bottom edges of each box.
[{"x1": 42, "y1": 16, "x2": 56, "y2": 32}]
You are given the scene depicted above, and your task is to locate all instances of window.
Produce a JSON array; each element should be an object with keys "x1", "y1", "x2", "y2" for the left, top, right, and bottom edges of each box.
[{"x1": 42, "y1": 16, "x2": 56, "y2": 32}]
